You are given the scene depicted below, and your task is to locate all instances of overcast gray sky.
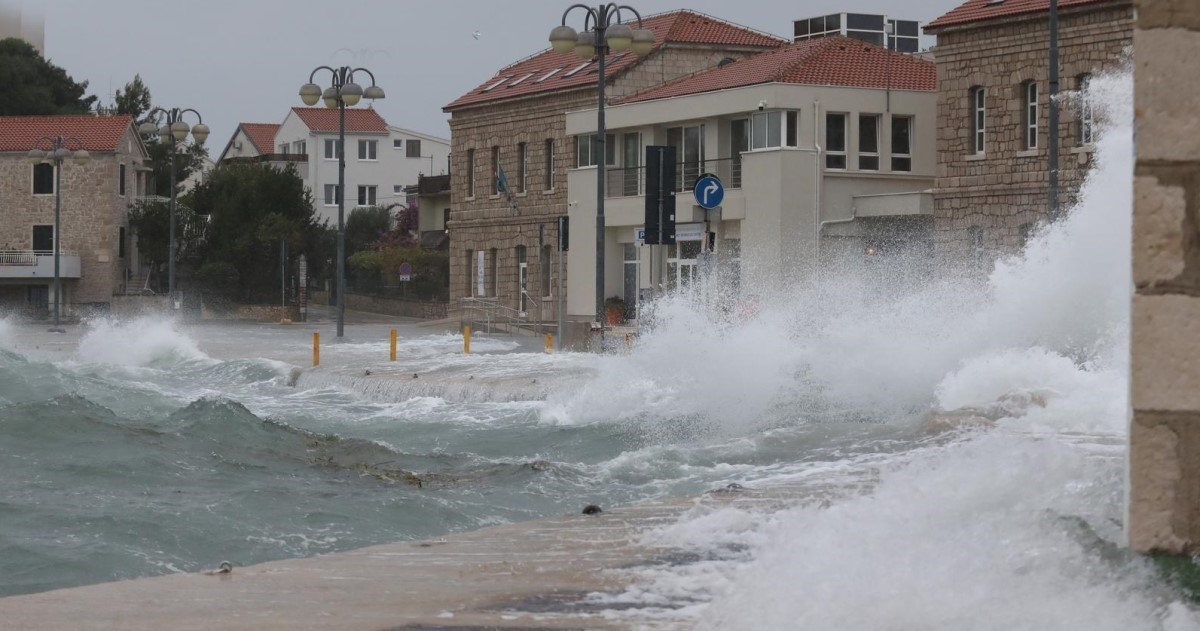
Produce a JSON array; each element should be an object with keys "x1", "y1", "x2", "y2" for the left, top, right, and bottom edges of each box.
[{"x1": 32, "y1": 0, "x2": 960, "y2": 147}]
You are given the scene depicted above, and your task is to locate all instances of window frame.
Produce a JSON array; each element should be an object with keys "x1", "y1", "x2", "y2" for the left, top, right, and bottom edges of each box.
[
  {"x1": 32, "y1": 163, "x2": 55, "y2": 195},
  {"x1": 407, "y1": 139, "x2": 422, "y2": 158},
  {"x1": 1078, "y1": 74, "x2": 1095, "y2": 146},
  {"x1": 393, "y1": 138, "x2": 403, "y2": 150},
  {"x1": 858, "y1": 113, "x2": 880, "y2": 171},
  {"x1": 971, "y1": 86, "x2": 986, "y2": 155},
  {"x1": 323, "y1": 184, "x2": 339, "y2": 206},
  {"x1": 544, "y1": 139, "x2": 555, "y2": 190},
  {"x1": 358, "y1": 139, "x2": 378, "y2": 161},
  {"x1": 825, "y1": 113, "x2": 848, "y2": 170},
  {"x1": 467, "y1": 148, "x2": 476, "y2": 198},
  {"x1": 357, "y1": 185, "x2": 377, "y2": 207},
  {"x1": 323, "y1": 139, "x2": 342, "y2": 160},
  {"x1": 118, "y1": 163, "x2": 126, "y2": 197},
  {"x1": 491, "y1": 145, "x2": 500, "y2": 195},
  {"x1": 1023, "y1": 80, "x2": 1039, "y2": 150},
  {"x1": 891, "y1": 115, "x2": 913, "y2": 172},
  {"x1": 517, "y1": 141, "x2": 528, "y2": 193}
]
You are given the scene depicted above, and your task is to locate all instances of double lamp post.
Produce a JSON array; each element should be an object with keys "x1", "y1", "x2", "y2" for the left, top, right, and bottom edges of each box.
[
  {"x1": 138, "y1": 108, "x2": 209, "y2": 305},
  {"x1": 298, "y1": 66, "x2": 385, "y2": 338},
  {"x1": 549, "y1": 4, "x2": 653, "y2": 331},
  {"x1": 27, "y1": 136, "x2": 90, "y2": 332}
]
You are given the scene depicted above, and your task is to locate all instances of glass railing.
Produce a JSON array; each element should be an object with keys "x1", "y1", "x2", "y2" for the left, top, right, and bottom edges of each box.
[{"x1": 603, "y1": 157, "x2": 743, "y2": 198}]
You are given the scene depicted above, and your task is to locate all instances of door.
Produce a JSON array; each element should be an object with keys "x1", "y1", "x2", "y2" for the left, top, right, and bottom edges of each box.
[
  {"x1": 622, "y1": 132, "x2": 640, "y2": 196},
  {"x1": 623, "y1": 244, "x2": 639, "y2": 319},
  {"x1": 667, "y1": 241, "x2": 702, "y2": 290}
]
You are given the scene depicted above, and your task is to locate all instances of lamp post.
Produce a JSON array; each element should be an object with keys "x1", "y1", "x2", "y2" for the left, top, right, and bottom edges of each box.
[
  {"x1": 28, "y1": 136, "x2": 90, "y2": 332},
  {"x1": 137, "y1": 108, "x2": 209, "y2": 306},
  {"x1": 549, "y1": 4, "x2": 654, "y2": 339},
  {"x1": 299, "y1": 66, "x2": 385, "y2": 338}
]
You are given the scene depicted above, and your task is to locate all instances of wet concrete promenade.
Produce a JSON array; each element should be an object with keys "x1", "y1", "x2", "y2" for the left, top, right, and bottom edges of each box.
[{"x1": 0, "y1": 488, "x2": 794, "y2": 630}]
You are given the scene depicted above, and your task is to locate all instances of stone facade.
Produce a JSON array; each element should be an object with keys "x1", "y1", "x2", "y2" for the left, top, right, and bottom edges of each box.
[
  {"x1": 445, "y1": 45, "x2": 767, "y2": 322},
  {"x1": 0, "y1": 125, "x2": 148, "y2": 313},
  {"x1": 1128, "y1": 0, "x2": 1200, "y2": 553},
  {"x1": 927, "y1": 1, "x2": 1132, "y2": 259}
]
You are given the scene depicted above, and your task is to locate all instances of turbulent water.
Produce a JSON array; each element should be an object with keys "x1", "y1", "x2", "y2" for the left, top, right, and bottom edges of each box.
[{"x1": 0, "y1": 70, "x2": 1194, "y2": 629}]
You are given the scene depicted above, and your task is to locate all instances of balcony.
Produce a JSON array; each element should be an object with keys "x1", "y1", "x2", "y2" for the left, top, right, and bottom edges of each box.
[
  {"x1": 0, "y1": 250, "x2": 82, "y2": 279},
  {"x1": 603, "y1": 157, "x2": 743, "y2": 199}
]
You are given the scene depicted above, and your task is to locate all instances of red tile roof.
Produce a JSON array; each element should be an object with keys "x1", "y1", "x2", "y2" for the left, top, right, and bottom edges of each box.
[
  {"x1": 445, "y1": 10, "x2": 786, "y2": 110},
  {"x1": 239, "y1": 122, "x2": 281, "y2": 154},
  {"x1": 619, "y1": 36, "x2": 936, "y2": 104},
  {"x1": 0, "y1": 115, "x2": 134, "y2": 152},
  {"x1": 291, "y1": 107, "x2": 389, "y2": 133},
  {"x1": 926, "y1": 0, "x2": 1113, "y2": 31}
]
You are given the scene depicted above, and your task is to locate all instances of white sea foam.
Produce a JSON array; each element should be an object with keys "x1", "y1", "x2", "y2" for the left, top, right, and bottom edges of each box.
[
  {"x1": 75, "y1": 317, "x2": 211, "y2": 366},
  {"x1": 593, "y1": 68, "x2": 1186, "y2": 628},
  {"x1": 0, "y1": 317, "x2": 12, "y2": 350}
]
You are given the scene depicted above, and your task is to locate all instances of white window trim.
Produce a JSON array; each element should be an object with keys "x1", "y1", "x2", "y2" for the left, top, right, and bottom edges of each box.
[
  {"x1": 357, "y1": 185, "x2": 378, "y2": 207},
  {"x1": 358, "y1": 139, "x2": 378, "y2": 161},
  {"x1": 1025, "y1": 81, "x2": 1039, "y2": 150},
  {"x1": 323, "y1": 139, "x2": 342, "y2": 161},
  {"x1": 323, "y1": 184, "x2": 339, "y2": 207},
  {"x1": 891, "y1": 115, "x2": 913, "y2": 172},
  {"x1": 825, "y1": 113, "x2": 848, "y2": 170},
  {"x1": 972, "y1": 87, "x2": 987, "y2": 155},
  {"x1": 859, "y1": 113, "x2": 880, "y2": 171}
]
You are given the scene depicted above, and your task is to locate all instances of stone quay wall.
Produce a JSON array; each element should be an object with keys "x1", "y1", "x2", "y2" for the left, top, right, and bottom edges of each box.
[{"x1": 1128, "y1": 0, "x2": 1200, "y2": 554}]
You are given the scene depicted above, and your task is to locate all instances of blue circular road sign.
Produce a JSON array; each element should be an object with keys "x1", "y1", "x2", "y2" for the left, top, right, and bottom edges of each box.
[{"x1": 694, "y1": 175, "x2": 724, "y2": 209}]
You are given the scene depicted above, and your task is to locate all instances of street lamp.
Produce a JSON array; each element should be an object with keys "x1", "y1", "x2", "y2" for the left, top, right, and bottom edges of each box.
[
  {"x1": 299, "y1": 65, "x2": 385, "y2": 339},
  {"x1": 27, "y1": 135, "x2": 90, "y2": 332},
  {"x1": 138, "y1": 107, "x2": 208, "y2": 306},
  {"x1": 549, "y1": 4, "x2": 654, "y2": 340}
]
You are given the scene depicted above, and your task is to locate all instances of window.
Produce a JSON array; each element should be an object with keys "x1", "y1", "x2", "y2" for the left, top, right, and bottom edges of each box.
[
  {"x1": 357, "y1": 185, "x2": 377, "y2": 206},
  {"x1": 482, "y1": 76, "x2": 512, "y2": 92},
  {"x1": 466, "y1": 249, "x2": 475, "y2": 296},
  {"x1": 623, "y1": 243, "x2": 639, "y2": 318},
  {"x1": 1078, "y1": 74, "x2": 1094, "y2": 145},
  {"x1": 563, "y1": 61, "x2": 592, "y2": 77},
  {"x1": 859, "y1": 114, "x2": 880, "y2": 170},
  {"x1": 324, "y1": 184, "x2": 339, "y2": 206},
  {"x1": 621, "y1": 132, "x2": 640, "y2": 196},
  {"x1": 730, "y1": 119, "x2": 749, "y2": 188},
  {"x1": 825, "y1": 113, "x2": 847, "y2": 169},
  {"x1": 749, "y1": 110, "x2": 800, "y2": 150},
  {"x1": 358, "y1": 139, "x2": 377, "y2": 160},
  {"x1": 394, "y1": 185, "x2": 403, "y2": 196},
  {"x1": 119, "y1": 164, "x2": 126, "y2": 196},
  {"x1": 32, "y1": 225, "x2": 53, "y2": 251},
  {"x1": 509, "y1": 72, "x2": 536, "y2": 87},
  {"x1": 541, "y1": 244, "x2": 552, "y2": 297},
  {"x1": 295, "y1": 140, "x2": 306, "y2": 154},
  {"x1": 443, "y1": 208, "x2": 451, "y2": 229},
  {"x1": 491, "y1": 146, "x2": 500, "y2": 195},
  {"x1": 32, "y1": 163, "x2": 54, "y2": 194},
  {"x1": 970, "y1": 86, "x2": 986, "y2": 154},
  {"x1": 786, "y1": 111, "x2": 798, "y2": 147},
  {"x1": 516, "y1": 245, "x2": 528, "y2": 314},
  {"x1": 968, "y1": 226, "x2": 984, "y2": 263},
  {"x1": 1023, "y1": 81, "x2": 1039, "y2": 150},
  {"x1": 489, "y1": 247, "x2": 498, "y2": 297},
  {"x1": 517, "y1": 142, "x2": 527, "y2": 193},
  {"x1": 407, "y1": 139, "x2": 421, "y2": 158},
  {"x1": 119, "y1": 226, "x2": 126, "y2": 259},
  {"x1": 544, "y1": 139, "x2": 555, "y2": 190},
  {"x1": 667, "y1": 125, "x2": 704, "y2": 191},
  {"x1": 576, "y1": 133, "x2": 615, "y2": 168},
  {"x1": 324, "y1": 139, "x2": 342, "y2": 160},
  {"x1": 467, "y1": 148, "x2": 476, "y2": 197},
  {"x1": 393, "y1": 138, "x2": 403, "y2": 150},
  {"x1": 891, "y1": 115, "x2": 912, "y2": 172}
]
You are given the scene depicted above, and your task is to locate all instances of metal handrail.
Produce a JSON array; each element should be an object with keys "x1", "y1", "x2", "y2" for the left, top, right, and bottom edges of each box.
[
  {"x1": 604, "y1": 156, "x2": 744, "y2": 198},
  {"x1": 0, "y1": 250, "x2": 80, "y2": 266}
]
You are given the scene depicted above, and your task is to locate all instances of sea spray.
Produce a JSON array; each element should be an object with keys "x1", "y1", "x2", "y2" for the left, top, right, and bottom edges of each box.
[{"x1": 75, "y1": 317, "x2": 210, "y2": 366}]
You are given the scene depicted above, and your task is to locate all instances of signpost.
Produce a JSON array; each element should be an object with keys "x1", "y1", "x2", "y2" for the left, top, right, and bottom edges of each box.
[
  {"x1": 556, "y1": 215, "x2": 568, "y2": 351},
  {"x1": 693, "y1": 174, "x2": 724, "y2": 210},
  {"x1": 398, "y1": 262, "x2": 413, "y2": 282},
  {"x1": 645, "y1": 146, "x2": 677, "y2": 303}
]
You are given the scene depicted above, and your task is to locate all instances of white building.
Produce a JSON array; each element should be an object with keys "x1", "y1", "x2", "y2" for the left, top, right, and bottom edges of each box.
[
  {"x1": 217, "y1": 109, "x2": 449, "y2": 223},
  {"x1": 564, "y1": 36, "x2": 938, "y2": 323}
]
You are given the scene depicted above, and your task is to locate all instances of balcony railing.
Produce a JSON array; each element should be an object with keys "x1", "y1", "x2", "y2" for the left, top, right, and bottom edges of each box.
[
  {"x1": 604, "y1": 157, "x2": 743, "y2": 198},
  {"x1": 0, "y1": 250, "x2": 82, "y2": 278}
]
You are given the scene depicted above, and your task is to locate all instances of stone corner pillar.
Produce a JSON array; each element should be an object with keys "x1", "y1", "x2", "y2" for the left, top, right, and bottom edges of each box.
[{"x1": 1129, "y1": 0, "x2": 1200, "y2": 554}]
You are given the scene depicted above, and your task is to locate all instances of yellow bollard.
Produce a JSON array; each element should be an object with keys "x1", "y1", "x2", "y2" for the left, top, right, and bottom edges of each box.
[
  {"x1": 545, "y1": 333, "x2": 553, "y2": 354},
  {"x1": 389, "y1": 328, "x2": 397, "y2": 362},
  {"x1": 312, "y1": 332, "x2": 320, "y2": 366},
  {"x1": 464, "y1": 325, "x2": 471, "y2": 354}
]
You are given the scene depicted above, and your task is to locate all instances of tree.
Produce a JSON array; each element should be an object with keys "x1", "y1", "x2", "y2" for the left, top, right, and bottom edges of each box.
[
  {"x1": 345, "y1": 206, "x2": 393, "y2": 254},
  {"x1": 189, "y1": 163, "x2": 327, "y2": 303},
  {"x1": 113, "y1": 74, "x2": 152, "y2": 123},
  {"x1": 0, "y1": 38, "x2": 96, "y2": 115}
]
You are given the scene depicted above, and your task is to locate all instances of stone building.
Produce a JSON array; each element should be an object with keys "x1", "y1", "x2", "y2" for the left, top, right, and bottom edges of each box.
[
  {"x1": 0, "y1": 115, "x2": 149, "y2": 314},
  {"x1": 442, "y1": 10, "x2": 786, "y2": 333},
  {"x1": 925, "y1": 0, "x2": 1133, "y2": 258},
  {"x1": 1128, "y1": 0, "x2": 1200, "y2": 554}
]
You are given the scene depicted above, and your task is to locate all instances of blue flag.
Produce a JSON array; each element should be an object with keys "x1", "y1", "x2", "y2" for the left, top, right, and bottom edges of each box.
[{"x1": 496, "y1": 166, "x2": 519, "y2": 215}]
